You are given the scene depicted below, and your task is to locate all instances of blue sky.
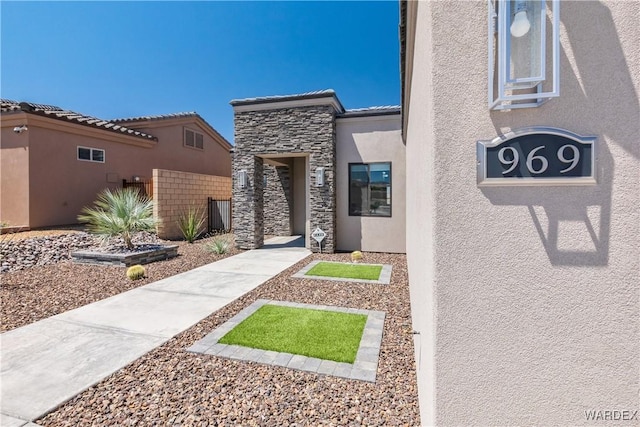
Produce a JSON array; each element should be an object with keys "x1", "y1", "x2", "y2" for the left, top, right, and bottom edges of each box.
[{"x1": 1, "y1": 1, "x2": 400, "y2": 143}]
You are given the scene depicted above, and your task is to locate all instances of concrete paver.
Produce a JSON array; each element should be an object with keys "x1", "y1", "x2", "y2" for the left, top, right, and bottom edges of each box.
[
  {"x1": 1, "y1": 413, "x2": 42, "y2": 427},
  {"x1": 292, "y1": 260, "x2": 393, "y2": 284},
  {"x1": 0, "y1": 236, "x2": 310, "y2": 423},
  {"x1": 188, "y1": 299, "x2": 386, "y2": 383}
]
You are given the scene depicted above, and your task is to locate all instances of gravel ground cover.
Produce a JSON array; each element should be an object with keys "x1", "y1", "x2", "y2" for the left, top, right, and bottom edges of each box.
[
  {"x1": 1, "y1": 232, "x2": 240, "y2": 332},
  {"x1": 2, "y1": 230, "x2": 419, "y2": 425},
  {"x1": 34, "y1": 251, "x2": 419, "y2": 426}
]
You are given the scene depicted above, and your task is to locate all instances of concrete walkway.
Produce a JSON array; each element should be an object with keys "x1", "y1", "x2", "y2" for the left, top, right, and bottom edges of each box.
[{"x1": 1, "y1": 236, "x2": 310, "y2": 426}]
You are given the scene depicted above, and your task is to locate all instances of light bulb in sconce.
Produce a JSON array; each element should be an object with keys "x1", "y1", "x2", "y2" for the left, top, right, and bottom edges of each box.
[{"x1": 510, "y1": 10, "x2": 531, "y2": 37}]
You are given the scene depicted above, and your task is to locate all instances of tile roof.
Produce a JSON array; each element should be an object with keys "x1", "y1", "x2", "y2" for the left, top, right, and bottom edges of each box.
[
  {"x1": 1, "y1": 99, "x2": 64, "y2": 112},
  {"x1": 112, "y1": 111, "x2": 232, "y2": 148},
  {"x1": 230, "y1": 89, "x2": 344, "y2": 110},
  {"x1": 1, "y1": 99, "x2": 157, "y2": 141},
  {"x1": 111, "y1": 112, "x2": 199, "y2": 123}
]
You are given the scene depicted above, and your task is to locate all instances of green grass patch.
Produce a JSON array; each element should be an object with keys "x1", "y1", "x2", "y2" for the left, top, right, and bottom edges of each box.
[
  {"x1": 218, "y1": 304, "x2": 367, "y2": 363},
  {"x1": 305, "y1": 261, "x2": 382, "y2": 281}
]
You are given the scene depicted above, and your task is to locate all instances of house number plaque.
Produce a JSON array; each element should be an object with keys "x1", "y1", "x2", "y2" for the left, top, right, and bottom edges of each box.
[{"x1": 477, "y1": 127, "x2": 596, "y2": 186}]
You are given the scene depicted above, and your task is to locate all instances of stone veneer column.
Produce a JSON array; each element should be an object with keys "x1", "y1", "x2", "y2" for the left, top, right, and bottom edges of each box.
[
  {"x1": 233, "y1": 105, "x2": 336, "y2": 252},
  {"x1": 232, "y1": 155, "x2": 264, "y2": 249}
]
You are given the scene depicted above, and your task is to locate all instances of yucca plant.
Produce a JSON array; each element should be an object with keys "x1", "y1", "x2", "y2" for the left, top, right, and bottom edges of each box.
[
  {"x1": 78, "y1": 187, "x2": 157, "y2": 250},
  {"x1": 177, "y1": 205, "x2": 206, "y2": 243}
]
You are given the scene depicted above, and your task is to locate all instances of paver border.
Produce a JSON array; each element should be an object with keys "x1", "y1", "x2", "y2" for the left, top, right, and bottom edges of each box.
[
  {"x1": 186, "y1": 299, "x2": 385, "y2": 383},
  {"x1": 291, "y1": 260, "x2": 392, "y2": 285}
]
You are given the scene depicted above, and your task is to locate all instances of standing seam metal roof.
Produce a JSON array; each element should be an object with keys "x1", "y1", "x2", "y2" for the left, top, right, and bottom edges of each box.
[
  {"x1": 339, "y1": 106, "x2": 401, "y2": 118},
  {"x1": 229, "y1": 89, "x2": 345, "y2": 112}
]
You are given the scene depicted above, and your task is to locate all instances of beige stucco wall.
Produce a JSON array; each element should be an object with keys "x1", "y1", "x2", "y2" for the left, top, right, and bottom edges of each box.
[
  {"x1": 124, "y1": 117, "x2": 232, "y2": 179},
  {"x1": 336, "y1": 114, "x2": 406, "y2": 253},
  {"x1": 1, "y1": 115, "x2": 155, "y2": 228},
  {"x1": 153, "y1": 169, "x2": 231, "y2": 239},
  {"x1": 0, "y1": 117, "x2": 31, "y2": 228},
  {"x1": 404, "y1": 1, "x2": 639, "y2": 425}
]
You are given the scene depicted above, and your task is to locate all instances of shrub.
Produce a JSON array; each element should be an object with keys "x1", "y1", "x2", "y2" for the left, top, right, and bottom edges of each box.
[
  {"x1": 206, "y1": 235, "x2": 231, "y2": 255},
  {"x1": 351, "y1": 250, "x2": 363, "y2": 263},
  {"x1": 126, "y1": 264, "x2": 146, "y2": 280},
  {"x1": 177, "y1": 206, "x2": 206, "y2": 243},
  {"x1": 78, "y1": 187, "x2": 157, "y2": 250}
]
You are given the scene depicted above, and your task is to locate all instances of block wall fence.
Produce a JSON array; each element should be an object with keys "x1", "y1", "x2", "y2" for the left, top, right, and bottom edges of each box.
[{"x1": 153, "y1": 169, "x2": 231, "y2": 239}]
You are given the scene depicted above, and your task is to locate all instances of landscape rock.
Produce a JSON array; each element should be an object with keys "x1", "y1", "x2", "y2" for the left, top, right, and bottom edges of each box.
[{"x1": 0, "y1": 232, "x2": 164, "y2": 273}]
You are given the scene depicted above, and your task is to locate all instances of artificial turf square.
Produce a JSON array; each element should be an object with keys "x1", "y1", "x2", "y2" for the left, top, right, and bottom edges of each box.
[
  {"x1": 218, "y1": 304, "x2": 367, "y2": 363},
  {"x1": 305, "y1": 261, "x2": 382, "y2": 281}
]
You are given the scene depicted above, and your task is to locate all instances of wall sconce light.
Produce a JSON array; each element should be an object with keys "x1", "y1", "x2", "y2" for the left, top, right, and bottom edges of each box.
[
  {"x1": 315, "y1": 167, "x2": 325, "y2": 187},
  {"x1": 489, "y1": 0, "x2": 560, "y2": 110},
  {"x1": 238, "y1": 170, "x2": 248, "y2": 189},
  {"x1": 133, "y1": 176, "x2": 141, "y2": 182},
  {"x1": 13, "y1": 125, "x2": 28, "y2": 134}
]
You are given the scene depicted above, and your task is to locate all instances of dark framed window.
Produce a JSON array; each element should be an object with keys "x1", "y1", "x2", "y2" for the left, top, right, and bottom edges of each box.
[
  {"x1": 184, "y1": 128, "x2": 204, "y2": 150},
  {"x1": 349, "y1": 162, "x2": 391, "y2": 217},
  {"x1": 77, "y1": 146, "x2": 105, "y2": 163}
]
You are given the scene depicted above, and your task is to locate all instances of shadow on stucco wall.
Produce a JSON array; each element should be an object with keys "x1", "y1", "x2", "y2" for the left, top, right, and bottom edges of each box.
[
  {"x1": 560, "y1": 1, "x2": 639, "y2": 160},
  {"x1": 483, "y1": 1, "x2": 639, "y2": 266},
  {"x1": 480, "y1": 142, "x2": 612, "y2": 266}
]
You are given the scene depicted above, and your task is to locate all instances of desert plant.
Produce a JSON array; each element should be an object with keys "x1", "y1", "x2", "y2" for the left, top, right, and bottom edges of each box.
[
  {"x1": 126, "y1": 264, "x2": 146, "y2": 280},
  {"x1": 206, "y1": 235, "x2": 231, "y2": 255},
  {"x1": 78, "y1": 187, "x2": 157, "y2": 250},
  {"x1": 177, "y1": 206, "x2": 206, "y2": 243},
  {"x1": 351, "y1": 250, "x2": 363, "y2": 263}
]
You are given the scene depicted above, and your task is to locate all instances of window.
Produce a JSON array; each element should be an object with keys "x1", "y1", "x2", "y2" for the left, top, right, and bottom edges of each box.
[
  {"x1": 77, "y1": 146, "x2": 105, "y2": 163},
  {"x1": 349, "y1": 162, "x2": 391, "y2": 217},
  {"x1": 184, "y1": 128, "x2": 204, "y2": 150}
]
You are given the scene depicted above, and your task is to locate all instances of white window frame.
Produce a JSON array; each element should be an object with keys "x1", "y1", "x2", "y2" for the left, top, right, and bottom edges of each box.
[
  {"x1": 184, "y1": 128, "x2": 204, "y2": 150},
  {"x1": 77, "y1": 146, "x2": 105, "y2": 163}
]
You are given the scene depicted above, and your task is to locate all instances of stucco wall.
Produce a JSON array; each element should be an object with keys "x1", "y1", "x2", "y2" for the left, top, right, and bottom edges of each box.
[
  {"x1": 336, "y1": 114, "x2": 406, "y2": 253},
  {"x1": 26, "y1": 125, "x2": 131, "y2": 228},
  {"x1": 405, "y1": 1, "x2": 639, "y2": 425},
  {"x1": 124, "y1": 118, "x2": 232, "y2": 179},
  {"x1": 0, "y1": 124, "x2": 30, "y2": 228},
  {"x1": 153, "y1": 169, "x2": 231, "y2": 240}
]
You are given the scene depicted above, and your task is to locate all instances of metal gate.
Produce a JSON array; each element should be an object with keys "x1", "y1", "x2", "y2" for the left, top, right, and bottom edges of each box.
[{"x1": 208, "y1": 198, "x2": 231, "y2": 232}]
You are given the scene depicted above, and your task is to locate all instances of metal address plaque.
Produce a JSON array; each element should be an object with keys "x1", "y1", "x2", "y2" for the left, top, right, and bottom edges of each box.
[{"x1": 477, "y1": 127, "x2": 596, "y2": 186}]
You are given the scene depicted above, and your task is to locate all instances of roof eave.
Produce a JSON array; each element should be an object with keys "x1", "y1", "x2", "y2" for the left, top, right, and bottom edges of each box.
[{"x1": 230, "y1": 90, "x2": 345, "y2": 114}]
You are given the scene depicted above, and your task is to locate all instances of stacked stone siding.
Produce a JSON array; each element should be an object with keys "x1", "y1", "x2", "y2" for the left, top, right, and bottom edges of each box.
[
  {"x1": 263, "y1": 165, "x2": 292, "y2": 236},
  {"x1": 153, "y1": 169, "x2": 232, "y2": 240},
  {"x1": 233, "y1": 105, "x2": 337, "y2": 252}
]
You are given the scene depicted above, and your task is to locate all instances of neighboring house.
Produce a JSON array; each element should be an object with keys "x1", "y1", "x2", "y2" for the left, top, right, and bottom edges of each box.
[
  {"x1": 0, "y1": 100, "x2": 231, "y2": 229},
  {"x1": 231, "y1": 90, "x2": 405, "y2": 254}
]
